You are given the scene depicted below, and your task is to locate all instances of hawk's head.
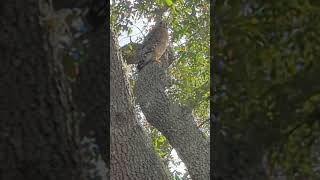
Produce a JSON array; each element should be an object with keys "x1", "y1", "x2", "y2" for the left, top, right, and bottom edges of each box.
[{"x1": 157, "y1": 20, "x2": 168, "y2": 29}]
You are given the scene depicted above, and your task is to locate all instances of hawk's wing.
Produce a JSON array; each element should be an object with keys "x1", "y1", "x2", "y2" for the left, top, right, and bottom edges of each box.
[{"x1": 137, "y1": 22, "x2": 169, "y2": 71}]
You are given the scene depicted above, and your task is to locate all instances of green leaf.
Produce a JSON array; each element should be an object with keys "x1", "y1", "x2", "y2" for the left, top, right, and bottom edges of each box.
[{"x1": 164, "y1": 0, "x2": 173, "y2": 6}]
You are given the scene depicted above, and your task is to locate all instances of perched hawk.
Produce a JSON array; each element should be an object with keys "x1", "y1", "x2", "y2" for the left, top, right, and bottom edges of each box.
[{"x1": 137, "y1": 21, "x2": 169, "y2": 71}]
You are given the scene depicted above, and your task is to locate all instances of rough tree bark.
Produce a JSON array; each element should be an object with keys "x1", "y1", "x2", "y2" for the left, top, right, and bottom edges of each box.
[
  {"x1": 110, "y1": 29, "x2": 170, "y2": 179},
  {"x1": 134, "y1": 56, "x2": 210, "y2": 179},
  {"x1": 0, "y1": 0, "x2": 83, "y2": 179},
  {"x1": 213, "y1": 130, "x2": 269, "y2": 180},
  {"x1": 73, "y1": 24, "x2": 109, "y2": 179}
]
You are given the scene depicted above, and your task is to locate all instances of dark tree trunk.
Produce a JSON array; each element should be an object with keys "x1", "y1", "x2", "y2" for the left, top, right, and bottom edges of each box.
[
  {"x1": 0, "y1": 0, "x2": 83, "y2": 179},
  {"x1": 73, "y1": 23, "x2": 110, "y2": 178},
  {"x1": 213, "y1": 134, "x2": 269, "y2": 180}
]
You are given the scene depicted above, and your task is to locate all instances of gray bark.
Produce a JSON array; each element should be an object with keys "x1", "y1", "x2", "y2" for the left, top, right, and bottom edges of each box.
[
  {"x1": 110, "y1": 29, "x2": 170, "y2": 179},
  {"x1": 0, "y1": 0, "x2": 83, "y2": 179},
  {"x1": 134, "y1": 58, "x2": 210, "y2": 179}
]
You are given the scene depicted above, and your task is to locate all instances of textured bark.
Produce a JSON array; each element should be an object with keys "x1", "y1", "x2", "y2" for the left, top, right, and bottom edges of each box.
[
  {"x1": 52, "y1": 0, "x2": 78, "y2": 10},
  {"x1": 213, "y1": 133, "x2": 268, "y2": 180},
  {"x1": 0, "y1": 0, "x2": 83, "y2": 180},
  {"x1": 110, "y1": 29, "x2": 170, "y2": 180},
  {"x1": 73, "y1": 23, "x2": 110, "y2": 178},
  {"x1": 134, "y1": 61, "x2": 210, "y2": 179}
]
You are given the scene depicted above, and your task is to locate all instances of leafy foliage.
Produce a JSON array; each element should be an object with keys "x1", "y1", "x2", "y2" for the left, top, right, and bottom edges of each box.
[
  {"x1": 111, "y1": 0, "x2": 209, "y2": 178},
  {"x1": 168, "y1": 0, "x2": 210, "y2": 124},
  {"x1": 214, "y1": 0, "x2": 320, "y2": 178},
  {"x1": 151, "y1": 128, "x2": 172, "y2": 163}
]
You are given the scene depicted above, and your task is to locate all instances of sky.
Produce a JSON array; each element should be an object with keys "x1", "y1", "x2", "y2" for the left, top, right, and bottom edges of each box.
[
  {"x1": 118, "y1": 17, "x2": 154, "y2": 47},
  {"x1": 118, "y1": 20, "x2": 145, "y2": 46}
]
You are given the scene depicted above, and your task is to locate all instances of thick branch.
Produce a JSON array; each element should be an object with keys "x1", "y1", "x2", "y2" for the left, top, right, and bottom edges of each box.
[
  {"x1": 134, "y1": 62, "x2": 210, "y2": 180},
  {"x1": 110, "y1": 28, "x2": 170, "y2": 179}
]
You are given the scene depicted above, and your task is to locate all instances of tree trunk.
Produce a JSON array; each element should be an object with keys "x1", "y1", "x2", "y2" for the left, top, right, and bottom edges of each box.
[
  {"x1": 0, "y1": 0, "x2": 83, "y2": 179},
  {"x1": 110, "y1": 29, "x2": 170, "y2": 179},
  {"x1": 213, "y1": 133, "x2": 268, "y2": 180},
  {"x1": 134, "y1": 57, "x2": 210, "y2": 179},
  {"x1": 73, "y1": 23, "x2": 110, "y2": 179}
]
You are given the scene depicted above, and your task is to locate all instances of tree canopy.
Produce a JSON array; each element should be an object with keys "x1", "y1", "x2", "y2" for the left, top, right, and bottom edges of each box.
[
  {"x1": 113, "y1": 0, "x2": 320, "y2": 179},
  {"x1": 213, "y1": 0, "x2": 320, "y2": 179},
  {"x1": 111, "y1": 0, "x2": 210, "y2": 179}
]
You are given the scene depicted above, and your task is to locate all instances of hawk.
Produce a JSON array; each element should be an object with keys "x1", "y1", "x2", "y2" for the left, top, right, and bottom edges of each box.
[{"x1": 137, "y1": 21, "x2": 169, "y2": 71}]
